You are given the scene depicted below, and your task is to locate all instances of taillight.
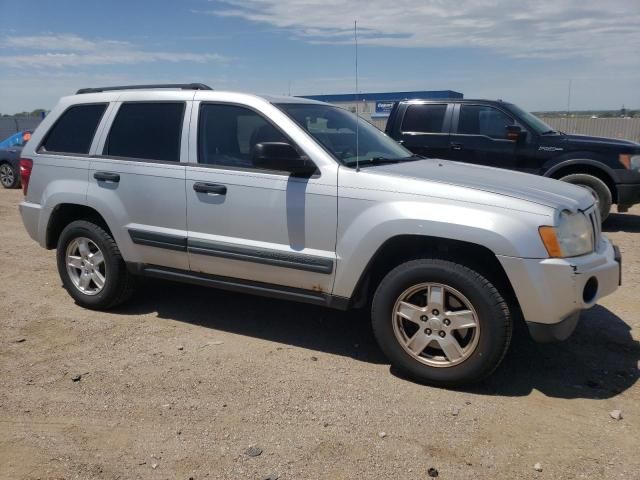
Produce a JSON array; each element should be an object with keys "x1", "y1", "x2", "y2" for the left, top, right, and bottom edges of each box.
[{"x1": 19, "y1": 158, "x2": 33, "y2": 195}]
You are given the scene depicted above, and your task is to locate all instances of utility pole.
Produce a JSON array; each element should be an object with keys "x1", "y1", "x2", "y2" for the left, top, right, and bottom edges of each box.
[{"x1": 565, "y1": 79, "x2": 572, "y2": 132}]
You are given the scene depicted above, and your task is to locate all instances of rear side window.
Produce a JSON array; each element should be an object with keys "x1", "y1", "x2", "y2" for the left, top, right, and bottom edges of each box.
[
  {"x1": 104, "y1": 102, "x2": 185, "y2": 162},
  {"x1": 40, "y1": 104, "x2": 106, "y2": 154},
  {"x1": 458, "y1": 105, "x2": 514, "y2": 139},
  {"x1": 401, "y1": 104, "x2": 447, "y2": 133}
]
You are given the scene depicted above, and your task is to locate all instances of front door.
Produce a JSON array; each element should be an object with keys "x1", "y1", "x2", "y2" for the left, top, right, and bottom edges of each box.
[
  {"x1": 185, "y1": 102, "x2": 338, "y2": 294},
  {"x1": 449, "y1": 104, "x2": 518, "y2": 169}
]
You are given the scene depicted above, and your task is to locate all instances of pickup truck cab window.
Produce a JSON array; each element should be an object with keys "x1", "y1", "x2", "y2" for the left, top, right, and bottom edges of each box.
[
  {"x1": 458, "y1": 105, "x2": 515, "y2": 139},
  {"x1": 401, "y1": 104, "x2": 447, "y2": 133}
]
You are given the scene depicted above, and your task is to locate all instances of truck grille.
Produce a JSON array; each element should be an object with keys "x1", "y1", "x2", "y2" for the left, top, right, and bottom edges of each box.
[{"x1": 587, "y1": 207, "x2": 601, "y2": 251}]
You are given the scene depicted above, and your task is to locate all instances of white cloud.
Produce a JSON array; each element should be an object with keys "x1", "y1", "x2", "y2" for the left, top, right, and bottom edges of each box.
[
  {"x1": 207, "y1": 0, "x2": 640, "y2": 62},
  {"x1": 0, "y1": 34, "x2": 225, "y2": 68}
]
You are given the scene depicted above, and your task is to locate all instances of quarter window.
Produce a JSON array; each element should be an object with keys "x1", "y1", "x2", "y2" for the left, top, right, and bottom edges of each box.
[
  {"x1": 458, "y1": 105, "x2": 514, "y2": 139},
  {"x1": 104, "y1": 102, "x2": 185, "y2": 162},
  {"x1": 40, "y1": 104, "x2": 106, "y2": 154},
  {"x1": 401, "y1": 104, "x2": 447, "y2": 133},
  {"x1": 198, "y1": 104, "x2": 289, "y2": 169}
]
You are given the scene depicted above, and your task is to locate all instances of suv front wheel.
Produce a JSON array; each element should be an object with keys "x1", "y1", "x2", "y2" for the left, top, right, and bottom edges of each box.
[
  {"x1": 371, "y1": 258, "x2": 512, "y2": 386},
  {"x1": 56, "y1": 220, "x2": 134, "y2": 309}
]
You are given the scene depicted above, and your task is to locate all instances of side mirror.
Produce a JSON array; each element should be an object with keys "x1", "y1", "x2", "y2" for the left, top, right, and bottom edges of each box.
[
  {"x1": 251, "y1": 142, "x2": 317, "y2": 176},
  {"x1": 506, "y1": 125, "x2": 525, "y2": 142}
]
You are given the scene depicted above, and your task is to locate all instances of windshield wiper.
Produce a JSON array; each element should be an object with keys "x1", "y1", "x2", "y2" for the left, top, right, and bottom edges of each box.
[
  {"x1": 541, "y1": 130, "x2": 558, "y2": 135},
  {"x1": 349, "y1": 154, "x2": 424, "y2": 167}
]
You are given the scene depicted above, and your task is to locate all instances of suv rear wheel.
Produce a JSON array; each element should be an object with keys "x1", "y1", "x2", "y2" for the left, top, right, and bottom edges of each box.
[
  {"x1": 371, "y1": 258, "x2": 512, "y2": 386},
  {"x1": 559, "y1": 173, "x2": 612, "y2": 221},
  {"x1": 56, "y1": 220, "x2": 134, "y2": 309}
]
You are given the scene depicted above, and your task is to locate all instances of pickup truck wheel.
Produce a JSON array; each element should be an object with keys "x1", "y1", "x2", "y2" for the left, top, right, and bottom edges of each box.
[
  {"x1": 56, "y1": 220, "x2": 135, "y2": 310},
  {"x1": 371, "y1": 259, "x2": 512, "y2": 386},
  {"x1": 559, "y1": 173, "x2": 612, "y2": 221},
  {"x1": 0, "y1": 163, "x2": 19, "y2": 189}
]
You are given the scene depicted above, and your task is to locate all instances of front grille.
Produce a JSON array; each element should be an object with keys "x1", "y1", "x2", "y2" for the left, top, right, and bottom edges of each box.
[{"x1": 587, "y1": 207, "x2": 601, "y2": 251}]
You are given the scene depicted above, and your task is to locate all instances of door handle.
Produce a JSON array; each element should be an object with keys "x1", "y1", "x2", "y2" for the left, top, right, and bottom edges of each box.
[
  {"x1": 450, "y1": 143, "x2": 463, "y2": 151},
  {"x1": 94, "y1": 171, "x2": 120, "y2": 183},
  {"x1": 193, "y1": 182, "x2": 227, "y2": 195}
]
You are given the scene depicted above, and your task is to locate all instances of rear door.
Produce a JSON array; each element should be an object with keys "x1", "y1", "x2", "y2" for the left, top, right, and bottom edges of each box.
[
  {"x1": 185, "y1": 99, "x2": 338, "y2": 294},
  {"x1": 449, "y1": 104, "x2": 518, "y2": 168},
  {"x1": 87, "y1": 93, "x2": 192, "y2": 270},
  {"x1": 396, "y1": 102, "x2": 452, "y2": 159}
]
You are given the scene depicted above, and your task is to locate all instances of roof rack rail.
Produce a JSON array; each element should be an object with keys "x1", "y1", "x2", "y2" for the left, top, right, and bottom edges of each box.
[{"x1": 76, "y1": 83, "x2": 212, "y2": 94}]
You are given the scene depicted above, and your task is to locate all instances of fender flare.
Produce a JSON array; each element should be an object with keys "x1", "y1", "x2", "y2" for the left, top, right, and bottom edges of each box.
[{"x1": 543, "y1": 157, "x2": 617, "y2": 181}]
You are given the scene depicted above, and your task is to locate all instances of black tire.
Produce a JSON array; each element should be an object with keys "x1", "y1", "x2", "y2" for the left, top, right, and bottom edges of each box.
[
  {"x1": 371, "y1": 258, "x2": 512, "y2": 386},
  {"x1": 0, "y1": 162, "x2": 19, "y2": 189},
  {"x1": 559, "y1": 173, "x2": 612, "y2": 221},
  {"x1": 56, "y1": 220, "x2": 135, "y2": 309}
]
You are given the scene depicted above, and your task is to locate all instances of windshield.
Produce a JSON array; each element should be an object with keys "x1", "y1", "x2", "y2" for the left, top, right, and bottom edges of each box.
[
  {"x1": 506, "y1": 103, "x2": 557, "y2": 135},
  {"x1": 276, "y1": 103, "x2": 414, "y2": 166}
]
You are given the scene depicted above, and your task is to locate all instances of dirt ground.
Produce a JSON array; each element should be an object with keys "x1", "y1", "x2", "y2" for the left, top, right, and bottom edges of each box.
[{"x1": 0, "y1": 187, "x2": 638, "y2": 480}]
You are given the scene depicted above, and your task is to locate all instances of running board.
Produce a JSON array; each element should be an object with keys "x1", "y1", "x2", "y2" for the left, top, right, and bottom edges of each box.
[{"x1": 130, "y1": 263, "x2": 350, "y2": 310}]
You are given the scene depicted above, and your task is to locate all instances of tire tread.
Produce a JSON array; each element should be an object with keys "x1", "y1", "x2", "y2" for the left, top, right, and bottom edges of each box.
[{"x1": 371, "y1": 258, "x2": 513, "y2": 385}]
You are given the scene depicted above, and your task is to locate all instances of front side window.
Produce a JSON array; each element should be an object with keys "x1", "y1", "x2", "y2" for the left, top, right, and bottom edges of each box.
[
  {"x1": 40, "y1": 104, "x2": 106, "y2": 154},
  {"x1": 401, "y1": 104, "x2": 448, "y2": 133},
  {"x1": 104, "y1": 102, "x2": 184, "y2": 162},
  {"x1": 506, "y1": 103, "x2": 557, "y2": 135},
  {"x1": 277, "y1": 103, "x2": 413, "y2": 167},
  {"x1": 198, "y1": 104, "x2": 289, "y2": 169},
  {"x1": 458, "y1": 105, "x2": 514, "y2": 139}
]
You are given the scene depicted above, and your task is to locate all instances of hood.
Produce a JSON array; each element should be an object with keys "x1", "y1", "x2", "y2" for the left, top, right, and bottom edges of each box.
[
  {"x1": 370, "y1": 158, "x2": 594, "y2": 212},
  {"x1": 562, "y1": 133, "x2": 640, "y2": 151}
]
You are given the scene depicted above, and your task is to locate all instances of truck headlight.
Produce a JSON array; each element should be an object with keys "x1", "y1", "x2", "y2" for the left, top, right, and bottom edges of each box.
[{"x1": 539, "y1": 210, "x2": 594, "y2": 258}]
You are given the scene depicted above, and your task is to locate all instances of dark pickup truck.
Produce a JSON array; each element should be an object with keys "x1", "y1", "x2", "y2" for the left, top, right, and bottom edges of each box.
[{"x1": 385, "y1": 99, "x2": 640, "y2": 220}]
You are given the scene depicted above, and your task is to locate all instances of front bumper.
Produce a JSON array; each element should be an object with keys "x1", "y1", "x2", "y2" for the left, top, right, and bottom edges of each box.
[
  {"x1": 497, "y1": 236, "x2": 621, "y2": 342},
  {"x1": 616, "y1": 183, "x2": 640, "y2": 207}
]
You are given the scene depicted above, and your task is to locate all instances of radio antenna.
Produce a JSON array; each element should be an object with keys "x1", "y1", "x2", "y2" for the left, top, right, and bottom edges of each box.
[{"x1": 354, "y1": 19, "x2": 360, "y2": 172}]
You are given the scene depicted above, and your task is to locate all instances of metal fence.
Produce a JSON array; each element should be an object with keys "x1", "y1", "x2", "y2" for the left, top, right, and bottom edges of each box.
[
  {"x1": 0, "y1": 116, "x2": 43, "y2": 140},
  {"x1": 538, "y1": 117, "x2": 640, "y2": 143}
]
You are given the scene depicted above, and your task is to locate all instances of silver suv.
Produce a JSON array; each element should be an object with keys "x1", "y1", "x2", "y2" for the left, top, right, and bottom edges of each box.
[{"x1": 19, "y1": 84, "x2": 621, "y2": 385}]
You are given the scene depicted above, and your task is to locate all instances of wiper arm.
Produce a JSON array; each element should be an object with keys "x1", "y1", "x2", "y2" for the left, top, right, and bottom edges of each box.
[{"x1": 347, "y1": 155, "x2": 423, "y2": 167}]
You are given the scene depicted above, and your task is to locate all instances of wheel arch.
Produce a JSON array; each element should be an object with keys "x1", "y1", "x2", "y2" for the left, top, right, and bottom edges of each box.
[
  {"x1": 544, "y1": 158, "x2": 618, "y2": 203},
  {"x1": 46, "y1": 203, "x2": 112, "y2": 250},
  {"x1": 348, "y1": 235, "x2": 519, "y2": 314}
]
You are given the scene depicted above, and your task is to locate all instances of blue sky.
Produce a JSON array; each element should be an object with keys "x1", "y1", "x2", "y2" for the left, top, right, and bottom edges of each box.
[{"x1": 0, "y1": 0, "x2": 638, "y2": 113}]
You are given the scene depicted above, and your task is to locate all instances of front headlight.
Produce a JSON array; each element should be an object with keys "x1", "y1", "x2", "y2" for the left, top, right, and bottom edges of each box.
[{"x1": 539, "y1": 210, "x2": 594, "y2": 257}]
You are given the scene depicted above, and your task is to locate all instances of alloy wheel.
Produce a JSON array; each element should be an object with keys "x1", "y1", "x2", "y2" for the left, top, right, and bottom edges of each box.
[
  {"x1": 65, "y1": 237, "x2": 107, "y2": 296},
  {"x1": 0, "y1": 164, "x2": 15, "y2": 187},
  {"x1": 392, "y1": 283, "x2": 480, "y2": 367}
]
